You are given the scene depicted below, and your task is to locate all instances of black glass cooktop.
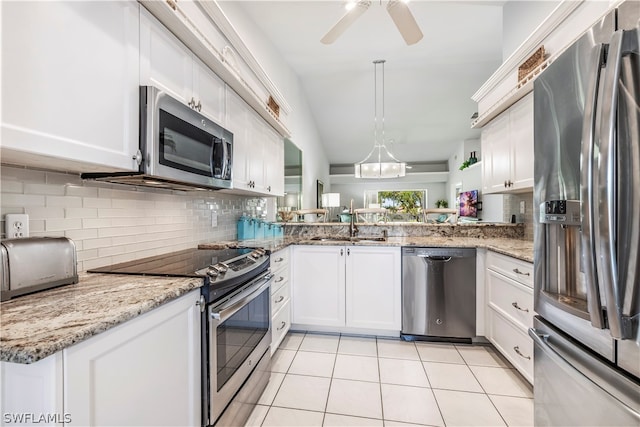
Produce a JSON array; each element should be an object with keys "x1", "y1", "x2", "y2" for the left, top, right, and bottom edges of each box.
[{"x1": 88, "y1": 248, "x2": 254, "y2": 277}]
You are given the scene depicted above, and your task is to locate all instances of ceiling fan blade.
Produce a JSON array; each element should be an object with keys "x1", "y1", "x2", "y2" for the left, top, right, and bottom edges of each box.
[
  {"x1": 321, "y1": 1, "x2": 371, "y2": 44},
  {"x1": 386, "y1": 0, "x2": 423, "y2": 45}
]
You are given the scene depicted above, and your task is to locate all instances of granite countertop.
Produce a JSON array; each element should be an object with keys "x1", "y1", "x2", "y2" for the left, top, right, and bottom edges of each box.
[
  {"x1": 200, "y1": 236, "x2": 534, "y2": 263},
  {"x1": 0, "y1": 273, "x2": 202, "y2": 364}
]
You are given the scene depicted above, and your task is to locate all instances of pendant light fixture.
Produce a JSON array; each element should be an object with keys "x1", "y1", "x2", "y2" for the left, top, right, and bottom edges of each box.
[{"x1": 354, "y1": 59, "x2": 406, "y2": 179}]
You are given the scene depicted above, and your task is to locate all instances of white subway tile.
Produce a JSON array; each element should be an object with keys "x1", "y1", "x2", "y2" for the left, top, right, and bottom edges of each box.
[
  {"x1": 110, "y1": 217, "x2": 155, "y2": 227},
  {"x1": 112, "y1": 198, "x2": 153, "y2": 209},
  {"x1": 1, "y1": 166, "x2": 46, "y2": 183},
  {"x1": 97, "y1": 226, "x2": 142, "y2": 238},
  {"x1": 98, "y1": 245, "x2": 129, "y2": 258},
  {"x1": 46, "y1": 218, "x2": 82, "y2": 232},
  {"x1": 83, "y1": 197, "x2": 112, "y2": 208},
  {"x1": 76, "y1": 249, "x2": 98, "y2": 262},
  {"x1": 65, "y1": 208, "x2": 98, "y2": 219},
  {"x1": 82, "y1": 237, "x2": 113, "y2": 250},
  {"x1": 2, "y1": 193, "x2": 46, "y2": 207},
  {"x1": 24, "y1": 183, "x2": 66, "y2": 196},
  {"x1": 45, "y1": 172, "x2": 82, "y2": 186},
  {"x1": 83, "y1": 218, "x2": 113, "y2": 229},
  {"x1": 1, "y1": 207, "x2": 25, "y2": 217},
  {"x1": 1, "y1": 180, "x2": 23, "y2": 193},
  {"x1": 30, "y1": 220, "x2": 46, "y2": 233},
  {"x1": 65, "y1": 228, "x2": 99, "y2": 241},
  {"x1": 46, "y1": 196, "x2": 82, "y2": 208},
  {"x1": 24, "y1": 207, "x2": 65, "y2": 219},
  {"x1": 83, "y1": 257, "x2": 113, "y2": 271},
  {"x1": 98, "y1": 208, "x2": 147, "y2": 218},
  {"x1": 65, "y1": 185, "x2": 98, "y2": 198}
]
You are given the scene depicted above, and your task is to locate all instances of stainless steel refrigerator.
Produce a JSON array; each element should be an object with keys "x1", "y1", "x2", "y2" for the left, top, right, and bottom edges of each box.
[{"x1": 532, "y1": 1, "x2": 640, "y2": 425}]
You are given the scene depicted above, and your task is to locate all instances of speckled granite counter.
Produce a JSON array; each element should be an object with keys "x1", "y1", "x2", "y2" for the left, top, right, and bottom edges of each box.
[
  {"x1": 199, "y1": 236, "x2": 534, "y2": 263},
  {"x1": 0, "y1": 273, "x2": 202, "y2": 364}
]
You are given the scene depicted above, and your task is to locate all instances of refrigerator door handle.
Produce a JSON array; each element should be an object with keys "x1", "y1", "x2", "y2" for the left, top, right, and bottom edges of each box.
[
  {"x1": 580, "y1": 43, "x2": 606, "y2": 330},
  {"x1": 597, "y1": 29, "x2": 626, "y2": 339},
  {"x1": 529, "y1": 327, "x2": 640, "y2": 420}
]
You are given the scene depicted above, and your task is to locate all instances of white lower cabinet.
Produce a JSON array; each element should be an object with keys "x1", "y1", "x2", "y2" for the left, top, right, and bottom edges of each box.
[
  {"x1": 1, "y1": 290, "x2": 202, "y2": 427},
  {"x1": 292, "y1": 245, "x2": 401, "y2": 335},
  {"x1": 64, "y1": 290, "x2": 201, "y2": 426},
  {"x1": 485, "y1": 251, "x2": 534, "y2": 383},
  {"x1": 270, "y1": 248, "x2": 291, "y2": 354}
]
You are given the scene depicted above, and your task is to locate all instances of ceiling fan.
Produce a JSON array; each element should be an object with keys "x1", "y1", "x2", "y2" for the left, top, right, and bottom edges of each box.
[{"x1": 321, "y1": 0, "x2": 423, "y2": 46}]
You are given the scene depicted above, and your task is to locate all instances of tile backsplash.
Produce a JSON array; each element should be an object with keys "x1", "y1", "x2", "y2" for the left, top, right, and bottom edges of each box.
[
  {"x1": 503, "y1": 192, "x2": 534, "y2": 241},
  {"x1": 1, "y1": 165, "x2": 265, "y2": 272}
]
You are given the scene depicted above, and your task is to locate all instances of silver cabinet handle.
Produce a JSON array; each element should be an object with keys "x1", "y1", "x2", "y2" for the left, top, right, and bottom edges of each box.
[
  {"x1": 347, "y1": 248, "x2": 350, "y2": 256},
  {"x1": 195, "y1": 295, "x2": 206, "y2": 313},
  {"x1": 513, "y1": 346, "x2": 531, "y2": 360},
  {"x1": 275, "y1": 295, "x2": 284, "y2": 303},
  {"x1": 512, "y1": 302, "x2": 529, "y2": 312},
  {"x1": 277, "y1": 321, "x2": 286, "y2": 331},
  {"x1": 513, "y1": 268, "x2": 530, "y2": 276},
  {"x1": 188, "y1": 97, "x2": 195, "y2": 108},
  {"x1": 274, "y1": 257, "x2": 284, "y2": 263},
  {"x1": 340, "y1": 249, "x2": 343, "y2": 256},
  {"x1": 132, "y1": 149, "x2": 143, "y2": 166},
  {"x1": 195, "y1": 100, "x2": 202, "y2": 112},
  {"x1": 267, "y1": 185, "x2": 271, "y2": 192},
  {"x1": 275, "y1": 276, "x2": 284, "y2": 283}
]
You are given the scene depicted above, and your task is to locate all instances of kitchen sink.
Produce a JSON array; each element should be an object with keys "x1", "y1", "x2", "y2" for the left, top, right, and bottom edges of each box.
[{"x1": 309, "y1": 236, "x2": 387, "y2": 243}]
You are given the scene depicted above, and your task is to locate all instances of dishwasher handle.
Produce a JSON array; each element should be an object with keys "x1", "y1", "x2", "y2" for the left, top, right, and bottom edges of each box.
[{"x1": 418, "y1": 255, "x2": 453, "y2": 262}]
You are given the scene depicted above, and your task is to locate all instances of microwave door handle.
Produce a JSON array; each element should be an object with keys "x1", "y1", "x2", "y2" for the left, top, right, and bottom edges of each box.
[
  {"x1": 597, "y1": 29, "x2": 625, "y2": 339},
  {"x1": 580, "y1": 43, "x2": 606, "y2": 330},
  {"x1": 618, "y1": 29, "x2": 640, "y2": 323},
  {"x1": 209, "y1": 138, "x2": 216, "y2": 178},
  {"x1": 222, "y1": 137, "x2": 229, "y2": 180}
]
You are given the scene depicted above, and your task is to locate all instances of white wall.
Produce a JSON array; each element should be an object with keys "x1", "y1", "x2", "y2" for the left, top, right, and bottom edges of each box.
[
  {"x1": 218, "y1": 2, "x2": 330, "y2": 210},
  {"x1": 502, "y1": 0, "x2": 560, "y2": 60}
]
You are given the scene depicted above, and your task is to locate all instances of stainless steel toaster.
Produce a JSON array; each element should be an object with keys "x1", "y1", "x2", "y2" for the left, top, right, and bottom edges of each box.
[{"x1": 1, "y1": 237, "x2": 78, "y2": 301}]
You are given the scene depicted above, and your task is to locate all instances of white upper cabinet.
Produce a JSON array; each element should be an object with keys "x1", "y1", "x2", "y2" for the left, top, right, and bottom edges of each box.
[
  {"x1": 1, "y1": 1, "x2": 140, "y2": 172},
  {"x1": 225, "y1": 86, "x2": 284, "y2": 197},
  {"x1": 482, "y1": 93, "x2": 534, "y2": 193},
  {"x1": 139, "y1": 8, "x2": 225, "y2": 125}
]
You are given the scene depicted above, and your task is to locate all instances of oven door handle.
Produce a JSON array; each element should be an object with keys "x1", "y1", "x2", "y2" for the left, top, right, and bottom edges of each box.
[{"x1": 211, "y1": 273, "x2": 273, "y2": 323}]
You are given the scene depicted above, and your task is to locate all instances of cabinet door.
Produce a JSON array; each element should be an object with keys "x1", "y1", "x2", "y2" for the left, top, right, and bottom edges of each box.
[
  {"x1": 263, "y1": 124, "x2": 285, "y2": 196},
  {"x1": 246, "y1": 110, "x2": 266, "y2": 191},
  {"x1": 64, "y1": 290, "x2": 201, "y2": 426},
  {"x1": 346, "y1": 246, "x2": 401, "y2": 331},
  {"x1": 509, "y1": 93, "x2": 534, "y2": 190},
  {"x1": 292, "y1": 245, "x2": 345, "y2": 327},
  {"x1": 140, "y1": 7, "x2": 193, "y2": 106},
  {"x1": 193, "y1": 56, "x2": 225, "y2": 125},
  {"x1": 225, "y1": 87, "x2": 250, "y2": 189},
  {"x1": 1, "y1": 1, "x2": 139, "y2": 172},
  {"x1": 487, "y1": 112, "x2": 511, "y2": 193}
]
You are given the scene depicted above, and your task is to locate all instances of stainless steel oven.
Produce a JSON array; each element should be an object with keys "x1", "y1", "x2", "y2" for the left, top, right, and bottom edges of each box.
[{"x1": 208, "y1": 271, "x2": 273, "y2": 426}]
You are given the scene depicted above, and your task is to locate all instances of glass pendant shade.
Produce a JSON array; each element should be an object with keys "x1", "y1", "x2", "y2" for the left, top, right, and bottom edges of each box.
[{"x1": 354, "y1": 59, "x2": 406, "y2": 179}]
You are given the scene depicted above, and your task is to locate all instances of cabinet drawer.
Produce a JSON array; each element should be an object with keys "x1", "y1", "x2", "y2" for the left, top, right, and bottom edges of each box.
[
  {"x1": 487, "y1": 269, "x2": 534, "y2": 330},
  {"x1": 271, "y1": 272, "x2": 288, "y2": 294},
  {"x1": 488, "y1": 308, "x2": 533, "y2": 384},
  {"x1": 487, "y1": 251, "x2": 533, "y2": 288},
  {"x1": 271, "y1": 281, "x2": 290, "y2": 313},
  {"x1": 270, "y1": 248, "x2": 290, "y2": 273},
  {"x1": 271, "y1": 301, "x2": 291, "y2": 354}
]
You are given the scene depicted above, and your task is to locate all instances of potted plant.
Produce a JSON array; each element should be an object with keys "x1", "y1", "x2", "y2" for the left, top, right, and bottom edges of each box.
[{"x1": 435, "y1": 199, "x2": 448, "y2": 208}]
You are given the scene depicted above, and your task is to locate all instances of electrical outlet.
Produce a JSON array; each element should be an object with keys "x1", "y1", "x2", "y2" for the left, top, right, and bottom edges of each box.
[
  {"x1": 5, "y1": 214, "x2": 29, "y2": 238},
  {"x1": 520, "y1": 201, "x2": 526, "y2": 214}
]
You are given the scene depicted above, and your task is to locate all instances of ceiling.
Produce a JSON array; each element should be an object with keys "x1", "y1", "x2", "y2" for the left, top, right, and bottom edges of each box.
[{"x1": 235, "y1": 1, "x2": 504, "y2": 167}]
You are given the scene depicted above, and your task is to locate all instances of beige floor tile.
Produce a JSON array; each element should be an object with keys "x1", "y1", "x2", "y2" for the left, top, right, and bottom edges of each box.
[
  {"x1": 470, "y1": 366, "x2": 533, "y2": 398},
  {"x1": 415, "y1": 342, "x2": 465, "y2": 364},
  {"x1": 434, "y1": 389, "x2": 506, "y2": 426},
  {"x1": 323, "y1": 413, "x2": 384, "y2": 427},
  {"x1": 422, "y1": 361, "x2": 483, "y2": 393},
  {"x1": 383, "y1": 421, "x2": 432, "y2": 426},
  {"x1": 333, "y1": 354, "x2": 380, "y2": 382},
  {"x1": 272, "y1": 374, "x2": 331, "y2": 412},
  {"x1": 279, "y1": 332, "x2": 305, "y2": 351},
  {"x1": 378, "y1": 358, "x2": 430, "y2": 388},
  {"x1": 326, "y1": 378, "x2": 383, "y2": 419},
  {"x1": 455, "y1": 345, "x2": 509, "y2": 367},
  {"x1": 300, "y1": 334, "x2": 340, "y2": 353},
  {"x1": 288, "y1": 351, "x2": 336, "y2": 377},
  {"x1": 245, "y1": 404, "x2": 270, "y2": 427},
  {"x1": 489, "y1": 395, "x2": 534, "y2": 427},
  {"x1": 271, "y1": 349, "x2": 296, "y2": 373},
  {"x1": 262, "y1": 407, "x2": 324, "y2": 427},
  {"x1": 381, "y1": 384, "x2": 444, "y2": 426},
  {"x1": 377, "y1": 339, "x2": 419, "y2": 360},
  {"x1": 258, "y1": 372, "x2": 286, "y2": 406},
  {"x1": 338, "y1": 336, "x2": 378, "y2": 357}
]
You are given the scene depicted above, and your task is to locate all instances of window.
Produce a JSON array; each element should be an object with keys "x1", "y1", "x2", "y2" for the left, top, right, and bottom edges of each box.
[{"x1": 364, "y1": 189, "x2": 428, "y2": 222}]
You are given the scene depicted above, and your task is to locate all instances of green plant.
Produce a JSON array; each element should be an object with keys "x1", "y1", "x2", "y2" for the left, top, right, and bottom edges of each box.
[
  {"x1": 459, "y1": 159, "x2": 471, "y2": 170},
  {"x1": 435, "y1": 199, "x2": 448, "y2": 208},
  {"x1": 378, "y1": 190, "x2": 423, "y2": 219}
]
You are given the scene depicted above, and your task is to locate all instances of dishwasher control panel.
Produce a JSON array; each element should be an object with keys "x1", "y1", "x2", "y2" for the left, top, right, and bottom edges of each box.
[{"x1": 403, "y1": 247, "x2": 475, "y2": 258}]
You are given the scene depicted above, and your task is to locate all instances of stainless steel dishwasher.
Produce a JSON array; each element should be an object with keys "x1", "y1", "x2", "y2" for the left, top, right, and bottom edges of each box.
[{"x1": 402, "y1": 247, "x2": 476, "y2": 342}]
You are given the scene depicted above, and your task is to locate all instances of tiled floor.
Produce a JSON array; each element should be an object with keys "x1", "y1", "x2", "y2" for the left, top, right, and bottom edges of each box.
[{"x1": 246, "y1": 332, "x2": 533, "y2": 427}]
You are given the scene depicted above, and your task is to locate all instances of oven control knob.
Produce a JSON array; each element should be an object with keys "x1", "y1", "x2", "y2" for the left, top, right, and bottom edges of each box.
[
  {"x1": 206, "y1": 268, "x2": 219, "y2": 278},
  {"x1": 250, "y1": 251, "x2": 261, "y2": 259},
  {"x1": 212, "y1": 263, "x2": 228, "y2": 274}
]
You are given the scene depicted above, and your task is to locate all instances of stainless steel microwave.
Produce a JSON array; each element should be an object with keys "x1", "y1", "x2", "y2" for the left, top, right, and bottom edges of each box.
[{"x1": 82, "y1": 86, "x2": 232, "y2": 191}]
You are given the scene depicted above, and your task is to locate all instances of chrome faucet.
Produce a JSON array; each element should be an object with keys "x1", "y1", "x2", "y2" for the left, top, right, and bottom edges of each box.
[{"x1": 349, "y1": 200, "x2": 359, "y2": 238}]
